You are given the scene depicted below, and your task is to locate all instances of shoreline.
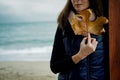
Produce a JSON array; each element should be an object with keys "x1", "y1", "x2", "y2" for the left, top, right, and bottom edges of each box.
[{"x1": 0, "y1": 61, "x2": 57, "y2": 80}]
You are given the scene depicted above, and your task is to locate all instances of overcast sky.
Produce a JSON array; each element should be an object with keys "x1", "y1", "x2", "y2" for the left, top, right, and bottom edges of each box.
[{"x1": 0, "y1": 0, "x2": 66, "y2": 23}]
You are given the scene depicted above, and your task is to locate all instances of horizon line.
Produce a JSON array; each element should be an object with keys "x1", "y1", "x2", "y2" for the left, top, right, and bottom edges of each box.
[{"x1": 0, "y1": 20, "x2": 57, "y2": 24}]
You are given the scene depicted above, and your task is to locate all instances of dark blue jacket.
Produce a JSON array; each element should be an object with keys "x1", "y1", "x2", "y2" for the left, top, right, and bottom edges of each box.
[{"x1": 50, "y1": 22, "x2": 109, "y2": 80}]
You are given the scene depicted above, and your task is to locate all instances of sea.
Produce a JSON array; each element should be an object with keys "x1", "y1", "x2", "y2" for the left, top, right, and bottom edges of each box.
[{"x1": 0, "y1": 21, "x2": 57, "y2": 61}]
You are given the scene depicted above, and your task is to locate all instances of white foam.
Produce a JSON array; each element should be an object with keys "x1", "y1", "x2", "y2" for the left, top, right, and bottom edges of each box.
[{"x1": 0, "y1": 46, "x2": 53, "y2": 61}]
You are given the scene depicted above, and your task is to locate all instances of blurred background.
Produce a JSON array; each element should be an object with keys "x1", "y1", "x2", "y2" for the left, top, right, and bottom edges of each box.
[
  {"x1": 0, "y1": 0, "x2": 66, "y2": 61},
  {"x1": 0, "y1": 1, "x2": 66, "y2": 80}
]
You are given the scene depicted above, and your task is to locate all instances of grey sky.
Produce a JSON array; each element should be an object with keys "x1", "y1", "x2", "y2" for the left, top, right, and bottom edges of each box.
[{"x1": 0, "y1": 0, "x2": 66, "y2": 23}]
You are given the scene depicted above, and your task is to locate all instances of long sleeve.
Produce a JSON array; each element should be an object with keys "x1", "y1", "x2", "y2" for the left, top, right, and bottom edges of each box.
[{"x1": 50, "y1": 27, "x2": 76, "y2": 74}]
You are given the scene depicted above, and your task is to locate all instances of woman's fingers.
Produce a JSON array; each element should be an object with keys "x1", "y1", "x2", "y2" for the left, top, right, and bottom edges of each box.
[
  {"x1": 91, "y1": 38, "x2": 98, "y2": 45},
  {"x1": 81, "y1": 33, "x2": 98, "y2": 48},
  {"x1": 87, "y1": 33, "x2": 91, "y2": 44},
  {"x1": 87, "y1": 33, "x2": 98, "y2": 45},
  {"x1": 91, "y1": 38, "x2": 96, "y2": 44},
  {"x1": 82, "y1": 33, "x2": 98, "y2": 51},
  {"x1": 79, "y1": 34, "x2": 98, "y2": 60},
  {"x1": 81, "y1": 37, "x2": 87, "y2": 44}
]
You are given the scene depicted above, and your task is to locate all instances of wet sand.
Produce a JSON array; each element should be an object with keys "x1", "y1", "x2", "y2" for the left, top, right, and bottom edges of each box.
[{"x1": 0, "y1": 61, "x2": 57, "y2": 80}]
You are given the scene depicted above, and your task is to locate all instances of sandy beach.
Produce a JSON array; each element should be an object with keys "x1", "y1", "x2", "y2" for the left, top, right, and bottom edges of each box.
[{"x1": 0, "y1": 61, "x2": 57, "y2": 80}]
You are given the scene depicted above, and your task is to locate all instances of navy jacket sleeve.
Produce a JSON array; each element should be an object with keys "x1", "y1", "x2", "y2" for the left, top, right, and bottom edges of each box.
[{"x1": 50, "y1": 27, "x2": 76, "y2": 74}]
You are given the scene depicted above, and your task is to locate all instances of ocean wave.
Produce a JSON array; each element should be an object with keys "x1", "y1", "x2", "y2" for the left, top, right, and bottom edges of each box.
[
  {"x1": 0, "y1": 46, "x2": 52, "y2": 54},
  {"x1": 0, "y1": 46, "x2": 53, "y2": 61}
]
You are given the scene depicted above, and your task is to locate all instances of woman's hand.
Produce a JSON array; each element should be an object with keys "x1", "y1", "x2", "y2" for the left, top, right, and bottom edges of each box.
[
  {"x1": 72, "y1": 33, "x2": 98, "y2": 64},
  {"x1": 78, "y1": 33, "x2": 98, "y2": 58}
]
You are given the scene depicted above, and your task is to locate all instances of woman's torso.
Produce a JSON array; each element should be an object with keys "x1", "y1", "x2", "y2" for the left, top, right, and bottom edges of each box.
[{"x1": 58, "y1": 23, "x2": 107, "y2": 80}]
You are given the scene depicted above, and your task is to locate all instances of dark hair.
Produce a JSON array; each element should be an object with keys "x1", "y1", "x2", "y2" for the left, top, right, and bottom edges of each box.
[{"x1": 57, "y1": 0, "x2": 104, "y2": 27}]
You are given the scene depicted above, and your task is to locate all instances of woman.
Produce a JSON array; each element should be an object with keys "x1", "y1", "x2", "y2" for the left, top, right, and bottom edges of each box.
[{"x1": 50, "y1": 0, "x2": 109, "y2": 80}]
